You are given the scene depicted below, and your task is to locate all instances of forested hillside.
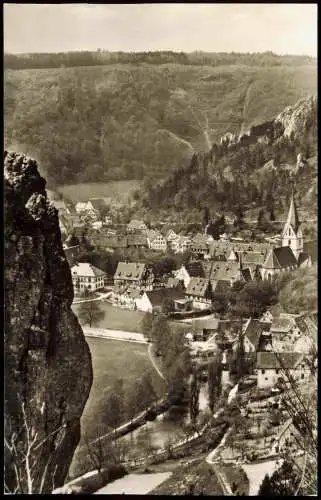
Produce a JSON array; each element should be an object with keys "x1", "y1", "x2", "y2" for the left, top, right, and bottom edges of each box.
[
  {"x1": 138, "y1": 96, "x2": 317, "y2": 220},
  {"x1": 4, "y1": 52, "x2": 316, "y2": 187}
]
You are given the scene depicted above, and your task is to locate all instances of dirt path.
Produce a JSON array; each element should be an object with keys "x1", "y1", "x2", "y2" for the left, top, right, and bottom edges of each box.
[{"x1": 148, "y1": 343, "x2": 165, "y2": 380}]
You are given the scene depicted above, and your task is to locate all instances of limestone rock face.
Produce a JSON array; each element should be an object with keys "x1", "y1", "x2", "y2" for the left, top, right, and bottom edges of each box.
[
  {"x1": 274, "y1": 95, "x2": 317, "y2": 139},
  {"x1": 4, "y1": 151, "x2": 93, "y2": 493}
]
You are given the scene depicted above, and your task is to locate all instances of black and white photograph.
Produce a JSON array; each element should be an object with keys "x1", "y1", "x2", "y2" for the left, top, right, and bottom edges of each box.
[{"x1": 4, "y1": 2, "x2": 317, "y2": 495}]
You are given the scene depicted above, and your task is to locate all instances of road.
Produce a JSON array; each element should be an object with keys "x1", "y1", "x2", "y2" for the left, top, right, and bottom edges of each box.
[
  {"x1": 82, "y1": 326, "x2": 148, "y2": 344},
  {"x1": 72, "y1": 291, "x2": 112, "y2": 305}
]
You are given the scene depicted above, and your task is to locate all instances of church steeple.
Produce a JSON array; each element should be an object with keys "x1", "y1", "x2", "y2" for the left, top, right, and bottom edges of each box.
[
  {"x1": 285, "y1": 190, "x2": 300, "y2": 233},
  {"x1": 281, "y1": 190, "x2": 303, "y2": 260}
]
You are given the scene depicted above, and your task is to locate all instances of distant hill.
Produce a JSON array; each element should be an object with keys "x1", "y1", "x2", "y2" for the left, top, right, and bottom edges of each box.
[
  {"x1": 138, "y1": 96, "x2": 317, "y2": 221},
  {"x1": 4, "y1": 52, "x2": 316, "y2": 187}
]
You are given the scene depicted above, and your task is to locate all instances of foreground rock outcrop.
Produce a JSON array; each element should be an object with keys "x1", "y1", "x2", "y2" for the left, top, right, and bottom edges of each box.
[{"x1": 4, "y1": 151, "x2": 93, "y2": 493}]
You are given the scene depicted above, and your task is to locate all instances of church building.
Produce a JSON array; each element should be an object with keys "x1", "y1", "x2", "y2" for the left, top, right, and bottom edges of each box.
[{"x1": 261, "y1": 192, "x2": 312, "y2": 280}]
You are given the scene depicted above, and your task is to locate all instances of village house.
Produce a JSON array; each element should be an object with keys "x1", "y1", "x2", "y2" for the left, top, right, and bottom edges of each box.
[
  {"x1": 112, "y1": 285, "x2": 142, "y2": 310},
  {"x1": 270, "y1": 314, "x2": 316, "y2": 354},
  {"x1": 127, "y1": 219, "x2": 148, "y2": 233},
  {"x1": 190, "y1": 234, "x2": 209, "y2": 259},
  {"x1": 113, "y1": 262, "x2": 154, "y2": 290},
  {"x1": 171, "y1": 235, "x2": 192, "y2": 254},
  {"x1": 191, "y1": 318, "x2": 220, "y2": 341},
  {"x1": 127, "y1": 234, "x2": 148, "y2": 249},
  {"x1": 71, "y1": 262, "x2": 106, "y2": 293},
  {"x1": 163, "y1": 228, "x2": 179, "y2": 249},
  {"x1": 165, "y1": 277, "x2": 183, "y2": 289},
  {"x1": 185, "y1": 277, "x2": 213, "y2": 310},
  {"x1": 256, "y1": 351, "x2": 311, "y2": 389},
  {"x1": 146, "y1": 230, "x2": 167, "y2": 252},
  {"x1": 135, "y1": 288, "x2": 188, "y2": 313}
]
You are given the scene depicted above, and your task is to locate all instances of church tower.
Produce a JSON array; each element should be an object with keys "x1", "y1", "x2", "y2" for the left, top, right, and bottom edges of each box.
[{"x1": 281, "y1": 191, "x2": 303, "y2": 260}]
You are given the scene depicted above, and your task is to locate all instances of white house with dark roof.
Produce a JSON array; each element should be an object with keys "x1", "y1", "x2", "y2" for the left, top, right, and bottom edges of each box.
[
  {"x1": 71, "y1": 262, "x2": 106, "y2": 292},
  {"x1": 114, "y1": 262, "x2": 154, "y2": 290},
  {"x1": 127, "y1": 219, "x2": 148, "y2": 233},
  {"x1": 146, "y1": 230, "x2": 167, "y2": 252},
  {"x1": 256, "y1": 351, "x2": 311, "y2": 389},
  {"x1": 135, "y1": 288, "x2": 188, "y2": 313},
  {"x1": 185, "y1": 277, "x2": 213, "y2": 310}
]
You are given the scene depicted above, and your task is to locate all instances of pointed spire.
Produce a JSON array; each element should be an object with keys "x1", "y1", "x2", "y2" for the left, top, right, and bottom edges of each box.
[{"x1": 286, "y1": 190, "x2": 300, "y2": 233}]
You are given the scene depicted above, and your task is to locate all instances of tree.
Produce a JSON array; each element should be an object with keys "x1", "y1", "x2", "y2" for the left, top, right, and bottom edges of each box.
[
  {"x1": 136, "y1": 373, "x2": 157, "y2": 412},
  {"x1": 258, "y1": 460, "x2": 299, "y2": 495},
  {"x1": 161, "y1": 298, "x2": 175, "y2": 315},
  {"x1": 4, "y1": 395, "x2": 67, "y2": 494},
  {"x1": 151, "y1": 314, "x2": 171, "y2": 356},
  {"x1": 189, "y1": 372, "x2": 200, "y2": 425},
  {"x1": 208, "y1": 356, "x2": 222, "y2": 413},
  {"x1": 77, "y1": 300, "x2": 105, "y2": 327},
  {"x1": 104, "y1": 391, "x2": 123, "y2": 431},
  {"x1": 167, "y1": 364, "x2": 189, "y2": 419},
  {"x1": 258, "y1": 474, "x2": 274, "y2": 495}
]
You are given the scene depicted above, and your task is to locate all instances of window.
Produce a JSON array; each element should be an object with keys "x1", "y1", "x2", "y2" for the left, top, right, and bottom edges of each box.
[
  {"x1": 265, "y1": 377, "x2": 268, "y2": 381},
  {"x1": 301, "y1": 373, "x2": 305, "y2": 379},
  {"x1": 261, "y1": 369, "x2": 265, "y2": 374},
  {"x1": 288, "y1": 240, "x2": 291, "y2": 246},
  {"x1": 276, "y1": 369, "x2": 279, "y2": 374}
]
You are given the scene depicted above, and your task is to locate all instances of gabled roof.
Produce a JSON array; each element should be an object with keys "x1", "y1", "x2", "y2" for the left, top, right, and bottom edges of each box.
[
  {"x1": 209, "y1": 261, "x2": 240, "y2": 282},
  {"x1": 71, "y1": 262, "x2": 105, "y2": 277},
  {"x1": 263, "y1": 246, "x2": 297, "y2": 269},
  {"x1": 127, "y1": 219, "x2": 147, "y2": 229},
  {"x1": 240, "y1": 268, "x2": 252, "y2": 282},
  {"x1": 243, "y1": 318, "x2": 268, "y2": 350},
  {"x1": 114, "y1": 262, "x2": 149, "y2": 280},
  {"x1": 165, "y1": 277, "x2": 181, "y2": 288},
  {"x1": 256, "y1": 351, "x2": 304, "y2": 370},
  {"x1": 237, "y1": 250, "x2": 267, "y2": 265},
  {"x1": 186, "y1": 261, "x2": 205, "y2": 278},
  {"x1": 146, "y1": 229, "x2": 164, "y2": 243},
  {"x1": 127, "y1": 234, "x2": 148, "y2": 246},
  {"x1": 297, "y1": 252, "x2": 311, "y2": 267},
  {"x1": 212, "y1": 280, "x2": 231, "y2": 294},
  {"x1": 303, "y1": 240, "x2": 317, "y2": 264},
  {"x1": 96, "y1": 236, "x2": 128, "y2": 248},
  {"x1": 144, "y1": 288, "x2": 185, "y2": 307},
  {"x1": 186, "y1": 277, "x2": 212, "y2": 298},
  {"x1": 271, "y1": 316, "x2": 295, "y2": 333}
]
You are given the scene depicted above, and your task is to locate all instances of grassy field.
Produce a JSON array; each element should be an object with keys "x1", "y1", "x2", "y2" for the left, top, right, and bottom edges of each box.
[
  {"x1": 69, "y1": 337, "x2": 165, "y2": 477},
  {"x1": 80, "y1": 338, "x2": 165, "y2": 440},
  {"x1": 72, "y1": 301, "x2": 145, "y2": 332},
  {"x1": 57, "y1": 180, "x2": 140, "y2": 203},
  {"x1": 72, "y1": 301, "x2": 191, "y2": 334}
]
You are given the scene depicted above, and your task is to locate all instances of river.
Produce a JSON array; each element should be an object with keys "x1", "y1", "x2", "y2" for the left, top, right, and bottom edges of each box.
[{"x1": 119, "y1": 384, "x2": 209, "y2": 454}]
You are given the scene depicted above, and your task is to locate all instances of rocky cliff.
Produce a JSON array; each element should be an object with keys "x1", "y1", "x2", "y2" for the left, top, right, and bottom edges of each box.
[{"x1": 4, "y1": 151, "x2": 93, "y2": 493}]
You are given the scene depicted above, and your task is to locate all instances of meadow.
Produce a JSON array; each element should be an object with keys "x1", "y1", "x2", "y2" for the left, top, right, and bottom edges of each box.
[{"x1": 57, "y1": 180, "x2": 140, "y2": 203}]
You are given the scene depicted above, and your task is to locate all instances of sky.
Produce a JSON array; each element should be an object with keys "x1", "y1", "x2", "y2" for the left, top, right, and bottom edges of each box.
[{"x1": 3, "y1": 3, "x2": 318, "y2": 57}]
